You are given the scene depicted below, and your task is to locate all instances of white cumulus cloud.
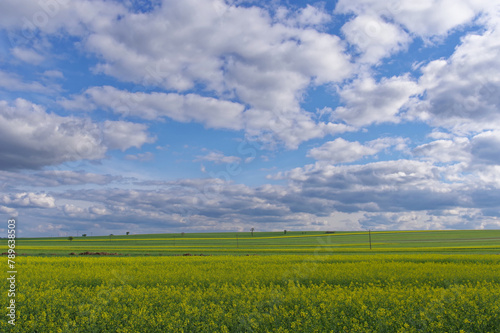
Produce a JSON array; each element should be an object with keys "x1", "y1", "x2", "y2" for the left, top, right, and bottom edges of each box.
[
  {"x1": 307, "y1": 138, "x2": 378, "y2": 164},
  {"x1": 0, "y1": 99, "x2": 154, "y2": 169}
]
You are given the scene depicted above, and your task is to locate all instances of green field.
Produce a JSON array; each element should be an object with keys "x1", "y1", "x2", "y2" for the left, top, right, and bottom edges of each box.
[
  {"x1": 4, "y1": 254, "x2": 500, "y2": 332},
  {"x1": 5, "y1": 229, "x2": 500, "y2": 255},
  {"x1": 3, "y1": 230, "x2": 500, "y2": 332}
]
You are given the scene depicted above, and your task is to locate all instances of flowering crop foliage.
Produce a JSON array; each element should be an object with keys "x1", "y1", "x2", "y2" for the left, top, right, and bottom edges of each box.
[{"x1": 3, "y1": 255, "x2": 500, "y2": 332}]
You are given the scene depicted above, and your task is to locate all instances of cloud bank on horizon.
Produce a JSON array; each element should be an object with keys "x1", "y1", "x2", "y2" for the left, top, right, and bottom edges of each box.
[{"x1": 1, "y1": 0, "x2": 500, "y2": 236}]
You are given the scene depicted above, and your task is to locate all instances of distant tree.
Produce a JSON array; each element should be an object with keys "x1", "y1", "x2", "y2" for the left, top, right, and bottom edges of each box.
[
  {"x1": 109, "y1": 234, "x2": 113, "y2": 242},
  {"x1": 126, "y1": 231, "x2": 130, "y2": 236},
  {"x1": 251, "y1": 227, "x2": 255, "y2": 237},
  {"x1": 68, "y1": 236, "x2": 74, "y2": 242},
  {"x1": 181, "y1": 232, "x2": 185, "y2": 237},
  {"x1": 82, "y1": 234, "x2": 87, "y2": 237},
  {"x1": 284, "y1": 230, "x2": 287, "y2": 235}
]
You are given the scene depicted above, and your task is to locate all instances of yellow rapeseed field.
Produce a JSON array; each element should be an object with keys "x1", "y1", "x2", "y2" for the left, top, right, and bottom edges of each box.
[{"x1": 3, "y1": 254, "x2": 500, "y2": 332}]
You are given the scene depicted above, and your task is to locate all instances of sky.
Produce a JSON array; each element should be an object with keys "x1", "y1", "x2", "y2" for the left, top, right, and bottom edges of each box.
[{"x1": 1, "y1": 0, "x2": 500, "y2": 237}]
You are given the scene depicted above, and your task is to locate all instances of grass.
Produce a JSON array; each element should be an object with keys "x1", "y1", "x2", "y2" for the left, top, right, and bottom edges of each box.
[{"x1": 3, "y1": 229, "x2": 500, "y2": 256}]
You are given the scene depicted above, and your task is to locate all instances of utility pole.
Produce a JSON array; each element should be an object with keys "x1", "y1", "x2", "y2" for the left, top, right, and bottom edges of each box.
[{"x1": 369, "y1": 229, "x2": 372, "y2": 250}]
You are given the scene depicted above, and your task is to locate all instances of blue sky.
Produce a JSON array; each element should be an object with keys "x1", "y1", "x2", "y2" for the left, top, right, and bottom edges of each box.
[{"x1": 1, "y1": 0, "x2": 500, "y2": 237}]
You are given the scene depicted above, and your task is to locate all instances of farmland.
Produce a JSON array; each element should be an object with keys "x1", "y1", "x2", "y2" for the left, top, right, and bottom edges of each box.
[
  {"x1": 7, "y1": 229, "x2": 500, "y2": 256},
  {"x1": 2, "y1": 230, "x2": 500, "y2": 332},
  {"x1": 3, "y1": 254, "x2": 500, "y2": 332}
]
